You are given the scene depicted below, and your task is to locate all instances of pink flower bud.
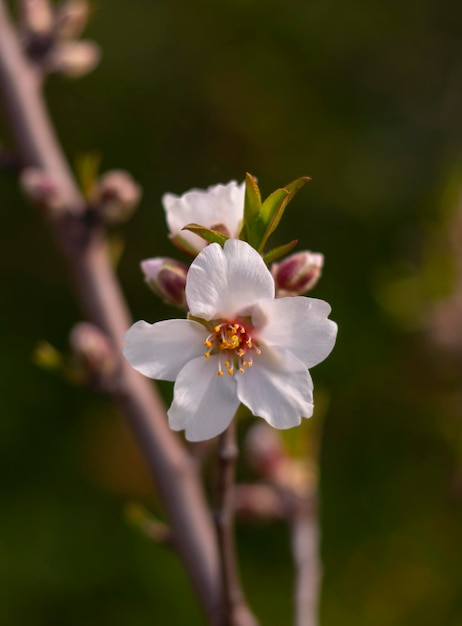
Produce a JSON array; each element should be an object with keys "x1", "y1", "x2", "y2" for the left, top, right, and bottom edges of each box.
[
  {"x1": 47, "y1": 40, "x2": 100, "y2": 77},
  {"x1": 141, "y1": 258, "x2": 188, "y2": 309},
  {"x1": 234, "y1": 484, "x2": 285, "y2": 520},
  {"x1": 20, "y1": 167, "x2": 65, "y2": 214},
  {"x1": 245, "y1": 423, "x2": 287, "y2": 481},
  {"x1": 55, "y1": 0, "x2": 90, "y2": 39},
  {"x1": 20, "y1": 0, "x2": 53, "y2": 37},
  {"x1": 91, "y1": 170, "x2": 142, "y2": 223},
  {"x1": 70, "y1": 322, "x2": 117, "y2": 378},
  {"x1": 245, "y1": 424, "x2": 314, "y2": 495},
  {"x1": 271, "y1": 251, "x2": 324, "y2": 296}
]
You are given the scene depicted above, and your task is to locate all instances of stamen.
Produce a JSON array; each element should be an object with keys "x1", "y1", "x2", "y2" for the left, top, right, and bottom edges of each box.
[{"x1": 203, "y1": 320, "x2": 262, "y2": 377}]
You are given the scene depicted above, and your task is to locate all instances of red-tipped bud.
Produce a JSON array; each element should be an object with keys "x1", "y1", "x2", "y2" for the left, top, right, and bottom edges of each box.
[
  {"x1": 20, "y1": 167, "x2": 65, "y2": 214},
  {"x1": 47, "y1": 40, "x2": 100, "y2": 77},
  {"x1": 70, "y1": 322, "x2": 117, "y2": 378},
  {"x1": 55, "y1": 0, "x2": 90, "y2": 39},
  {"x1": 91, "y1": 170, "x2": 142, "y2": 222},
  {"x1": 141, "y1": 258, "x2": 188, "y2": 309},
  {"x1": 271, "y1": 251, "x2": 324, "y2": 296}
]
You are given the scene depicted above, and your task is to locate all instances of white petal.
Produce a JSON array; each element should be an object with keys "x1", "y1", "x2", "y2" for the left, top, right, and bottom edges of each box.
[
  {"x1": 163, "y1": 181, "x2": 245, "y2": 252},
  {"x1": 252, "y1": 297, "x2": 337, "y2": 368},
  {"x1": 123, "y1": 319, "x2": 206, "y2": 381},
  {"x1": 236, "y1": 345, "x2": 313, "y2": 429},
  {"x1": 186, "y1": 239, "x2": 275, "y2": 320},
  {"x1": 168, "y1": 356, "x2": 240, "y2": 441}
]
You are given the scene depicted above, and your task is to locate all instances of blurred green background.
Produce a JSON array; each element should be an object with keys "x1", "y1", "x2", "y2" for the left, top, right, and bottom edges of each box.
[{"x1": 2, "y1": 0, "x2": 462, "y2": 624}]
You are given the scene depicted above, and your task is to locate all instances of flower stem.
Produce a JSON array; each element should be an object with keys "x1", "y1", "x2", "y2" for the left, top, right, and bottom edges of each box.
[{"x1": 215, "y1": 421, "x2": 259, "y2": 626}]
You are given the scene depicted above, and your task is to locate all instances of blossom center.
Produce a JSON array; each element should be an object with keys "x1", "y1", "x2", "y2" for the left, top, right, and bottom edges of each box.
[{"x1": 203, "y1": 321, "x2": 261, "y2": 376}]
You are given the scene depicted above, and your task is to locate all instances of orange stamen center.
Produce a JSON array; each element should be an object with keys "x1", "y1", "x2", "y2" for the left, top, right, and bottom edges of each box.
[{"x1": 203, "y1": 321, "x2": 262, "y2": 376}]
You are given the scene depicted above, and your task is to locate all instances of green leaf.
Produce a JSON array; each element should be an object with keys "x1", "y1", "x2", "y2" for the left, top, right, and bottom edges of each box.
[
  {"x1": 241, "y1": 173, "x2": 262, "y2": 245},
  {"x1": 284, "y1": 175, "x2": 311, "y2": 196},
  {"x1": 182, "y1": 223, "x2": 229, "y2": 247},
  {"x1": 256, "y1": 175, "x2": 311, "y2": 252},
  {"x1": 257, "y1": 188, "x2": 290, "y2": 251},
  {"x1": 263, "y1": 240, "x2": 298, "y2": 265},
  {"x1": 241, "y1": 174, "x2": 311, "y2": 251}
]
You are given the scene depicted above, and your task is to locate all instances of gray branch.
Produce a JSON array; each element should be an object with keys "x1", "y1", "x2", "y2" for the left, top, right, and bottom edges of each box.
[{"x1": 0, "y1": 3, "x2": 223, "y2": 622}]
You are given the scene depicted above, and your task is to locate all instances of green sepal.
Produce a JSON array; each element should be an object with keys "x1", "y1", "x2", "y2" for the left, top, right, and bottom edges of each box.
[
  {"x1": 182, "y1": 223, "x2": 229, "y2": 247},
  {"x1": 263, "y1": 239, "x2": 298, "y2": 265},
  {"x1": 74, "y1": 151, "x2": 102, "y2": 199}
]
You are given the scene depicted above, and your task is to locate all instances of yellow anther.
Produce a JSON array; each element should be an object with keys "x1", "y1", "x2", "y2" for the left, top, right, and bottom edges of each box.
[
  {"x1": 239, "y1": 367, "x2": 245, "y2": 373},
  {"x1": 227, "y1": 368, "x2": 233, "y2": 375},
  {"x1": 204, "y1": 340, "x2": 212, "y2": 348},
  {"x1": 214, "y1": 325, "x2": 221, "y2": 333},
  {"x1": 255, "y1": 348, "x2": 262, "y2": 355},
  {"x1": 237, "y1": 348, "x2": 245, "y2": 357},
  {"x1": 246, "y1": 339, "x2": 252, "y2": 348},
  {"x1": 204, "y1": 352, "x2": 211, "y2": 358},
  {"x1": 230, "y1": 335, "x2": 239, "y2": 348},
  {"x1": 240, "y1": 326, "x2": 245, "y2": 334},
  {"x1": 217, "y1": 370, "x2": 224, "y2": 376},
  {"x1": 224, "y1": 361, "x2": 230, "y2": 367}
]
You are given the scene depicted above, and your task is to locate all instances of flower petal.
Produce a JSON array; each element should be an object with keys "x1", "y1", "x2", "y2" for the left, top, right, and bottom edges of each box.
[
  {"x1": 168, "y1": 356, "x2": 240, "y2": 441},
  {"x1": 123, "y1": 319, "x2": 206, "y2": 381},
  {"x1": 163, "y1": 181, "x2": 245, "y2": 252},
  {"x1": 186, "y1": 239, "x2": 275, "y2": 320},
  {"x1": 252, "y1": 296, "x2": 337, "y2": 368},
  {"x1": 236, "y1": 345, "x2": 313, "y2": 429}
]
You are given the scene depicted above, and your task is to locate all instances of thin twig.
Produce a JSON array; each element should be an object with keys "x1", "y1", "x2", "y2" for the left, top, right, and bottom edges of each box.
[
  {"x1": 215, "y1": 421, "x2": 259, "y2": 626},
  {"x1": 291, "y1": 497, "x2": 320, "y2": 626},
  {"x1": 0, "y1": 3, "x2": 223, "y2": 623}
]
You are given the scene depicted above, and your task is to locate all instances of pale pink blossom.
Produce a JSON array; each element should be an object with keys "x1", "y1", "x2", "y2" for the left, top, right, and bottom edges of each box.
[{"x1": 123, "y1": 240, "x2": 337, "y2": 441}]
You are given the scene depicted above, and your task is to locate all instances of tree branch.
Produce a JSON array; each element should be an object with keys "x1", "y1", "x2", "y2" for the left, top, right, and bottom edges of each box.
[
  {"x1": 0, "y1": 3, "x2": 223, "y2": 623},
  {"x1": 291, "y1": 497, "x2": 321, "y2": 626},
  {"x1": 215, "y1": 421, "x2": 259, "y2": 626}
]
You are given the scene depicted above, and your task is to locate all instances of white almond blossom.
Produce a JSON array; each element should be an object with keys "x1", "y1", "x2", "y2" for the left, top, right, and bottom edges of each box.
[
  {"x1": 123, "y1": 239, "x2": 337, "y2": 441},
  {"x1": 162, "y1": 180, "x2": 245, "y2": 255}
]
